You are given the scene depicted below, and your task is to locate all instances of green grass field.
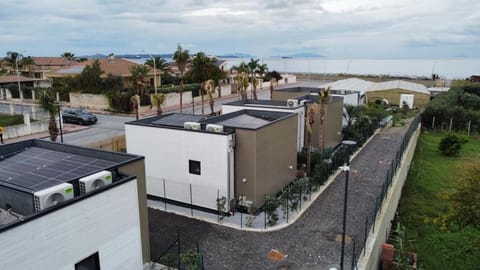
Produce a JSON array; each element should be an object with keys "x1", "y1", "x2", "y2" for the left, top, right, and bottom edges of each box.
[
  {"x1": 0, "y1": 113, "x2": 24, "y2": 127},
  {"x1": 397, "y1": 131, "x2": 480, "y2": 269}
]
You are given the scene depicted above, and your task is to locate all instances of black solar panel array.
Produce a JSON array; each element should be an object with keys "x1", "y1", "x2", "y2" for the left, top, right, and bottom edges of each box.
[{"x1": 0, "y1": 147, "x2": 116, "y2": 192}]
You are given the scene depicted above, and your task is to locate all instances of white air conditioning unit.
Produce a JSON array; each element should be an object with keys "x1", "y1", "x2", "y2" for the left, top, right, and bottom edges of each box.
[
  {"x1": 79, "y1": 170, "x2": 113, "y2": 195},
  {"x1": 206, "y1": 124, "x2": 224, "y2": 133},
  {"x1": 184, "y1": 122, "x2": 201, "y2": 130},
  {"x1": 287, "y1": 99, "x2": 299, "y2": 108},
  {"x1": 34, "y1": 183, "x2": 74, "y2": 212}
]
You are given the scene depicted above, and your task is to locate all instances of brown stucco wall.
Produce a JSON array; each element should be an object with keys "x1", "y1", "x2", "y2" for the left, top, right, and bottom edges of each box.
[
  {"x1": 324, "y1": 97, "x2": 344, "y2": 149},
  {"x1": 366, "y1": 89, "x2": 430, "y2": 108},
  {"x1": 271, "y1": 90, "x2": 308, "y2": 101},
  {"x1": 305, "y1": 97, "x2": 343, "y2": 150},
  {"x1": 254, "y1": 115, "x2": 297, "y2": 205},
  {"x1": 118, "y1": 159, "x2": 150, "y2": 264},
  {"x1": 234, "y1": 115, "x2": 298, "y2": 207},
  {"x1": 234, "y1": 129, "x2": 257, "y2": 206}
]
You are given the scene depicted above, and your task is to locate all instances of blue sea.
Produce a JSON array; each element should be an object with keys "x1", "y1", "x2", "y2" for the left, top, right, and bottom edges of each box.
[
  {"x1": 223, "y1": 58, "x2": 479, "y2": 80},
  {"x1": 134, "y1": 57, "x2": 479, "y2": 80}
]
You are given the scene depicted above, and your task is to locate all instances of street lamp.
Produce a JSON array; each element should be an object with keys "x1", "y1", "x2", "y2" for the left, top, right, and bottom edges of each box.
[
  {"x1": 15, "y1": 50, "x2": 26, "y2": 102},
  {"x1": 340, "y1": 139, "x2": 357, "y2": 270},
  {"x1": 143, "y1": 50, "x2": 157, "y2": 94}
]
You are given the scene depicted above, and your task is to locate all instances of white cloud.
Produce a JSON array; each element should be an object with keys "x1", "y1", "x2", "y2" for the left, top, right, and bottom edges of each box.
[{"x1": 0, "y1": 0, "x2": 479, "y2": 58}]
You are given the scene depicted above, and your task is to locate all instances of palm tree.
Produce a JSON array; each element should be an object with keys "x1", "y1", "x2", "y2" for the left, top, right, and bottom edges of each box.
[
  {"x1": 130, "y1": 65, "x2": 150, "y2": 96},
  {"x1": 237, "y1": 72, "x2": 249, "y2": 100},
  {"x1": 38, "y1": 90, "x2": 59, "y2": 142},
  {"x1": 20, "y1": 56, "x2": 34, "y2": 77},
  {"x1": 318, "y1": 87, "x2": 331, "y2": 152},
  {"x1": 305, "y1": 104, "x2": 317, "y2": 176},
  {"x1": 206, "y1": 80, "x2": 215, "y2": 115},
  {"x1": 247, "y1": 59, "x2": 260, "y2": 99},
  {"x1": 130, "y1": 94, "x2": 140, "y2": 120},
  {"x1": 145, "y1": 57, "x2": 170, "y2": 88},
  {"x1": 3, "y1": 51, "x2": 21, "y2": 74},
  {"x1": 151, "y1": 93, "x2": 166, "y2": 116},
  {"x1": 173, "y1": 45, "x2": 190, "y2": 112},
  {"x1": 61, "y1": 52, "x2": 76, "y2": 61},
  {"x1": 344, "y1": 104, "x2": 367, "y2": 127},
  {"x1": 257, "y1": 63, "x2": 269, "y2": 78},
  {"x1": 269, "y1": 78, "x2": 277, "y2": 100}
]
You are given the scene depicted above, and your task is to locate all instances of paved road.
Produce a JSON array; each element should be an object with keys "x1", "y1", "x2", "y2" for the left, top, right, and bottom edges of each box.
[
  {"x1": 148, "y1": 122, "x2": 412, "y2": 270},
  {"x1": 61, "y1": 114, "x2": 133, "y2": 146}
]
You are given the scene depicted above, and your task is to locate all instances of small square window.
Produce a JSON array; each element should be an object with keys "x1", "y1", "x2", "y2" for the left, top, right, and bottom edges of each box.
[
  {"x1": 189, "y1": 160, "x2": 201, "y2": 175},
  {"x1": 75, "y1": 252, "x2": 100, "y2": 270}
]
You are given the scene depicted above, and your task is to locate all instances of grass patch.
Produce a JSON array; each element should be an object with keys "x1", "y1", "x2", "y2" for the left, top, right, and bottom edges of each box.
[
  {"x1": 0, "y1": 113, "x2": 24, "y2": 127},
  {"x1": 397, "y1": 131, "x2": 480, "y2": 269}
]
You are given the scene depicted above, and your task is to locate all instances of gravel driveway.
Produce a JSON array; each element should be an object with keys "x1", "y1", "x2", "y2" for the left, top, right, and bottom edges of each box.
[{"x1": 149, "y1": 122, "x2": 412, "y2": 270}]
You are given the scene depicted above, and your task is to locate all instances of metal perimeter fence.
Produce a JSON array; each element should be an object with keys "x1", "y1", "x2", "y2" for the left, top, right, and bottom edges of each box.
[
  {"x1": 349, "y1": 114, "x2": 421, "y2": 269},
  {"x1": 153, "y1": 232, "x2": 205, "y2": 270}
]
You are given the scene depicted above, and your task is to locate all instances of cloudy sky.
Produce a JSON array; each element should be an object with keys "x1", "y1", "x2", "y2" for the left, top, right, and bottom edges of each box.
[{"x1": 1, "y1": 0, "x2": 479, "y2": 58}]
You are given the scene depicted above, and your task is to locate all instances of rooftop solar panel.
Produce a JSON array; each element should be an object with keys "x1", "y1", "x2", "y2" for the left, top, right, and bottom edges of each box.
[{"x1": 0, "y1": 147, "x2": 116, "y2": 192}]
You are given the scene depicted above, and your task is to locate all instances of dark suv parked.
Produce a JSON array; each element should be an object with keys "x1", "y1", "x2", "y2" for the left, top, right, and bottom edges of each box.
[{"x1": 62, "y1": 108, "x2": 98, "y2": 125}]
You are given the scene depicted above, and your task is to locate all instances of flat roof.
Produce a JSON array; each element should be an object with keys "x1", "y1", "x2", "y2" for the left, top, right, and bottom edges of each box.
[
  {"x1": 202, "y1": 109, "x2": 295, "y2": 130},
  {"x1": 223, "y1": 99, "x2": 302, "y2": 109},
  {"x1": 152, "y1": 114, "x2": 205, "y2": 127},
  {"x1": 0, "y1": 140, "x2": 142, "y2": 193},
  {"x1": 274, "y1": 86, "x2": 322, "y2": 93}
]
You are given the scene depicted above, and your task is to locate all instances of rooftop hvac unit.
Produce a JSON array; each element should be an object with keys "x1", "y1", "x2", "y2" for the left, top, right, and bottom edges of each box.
[
  {"x1": 184, "y1": 122, "x2": 201, "y2": 130},
  {"x1": 34, "y1": 183, "x2": 74, "y2": 212},
  {"x1": 79, "y1": 170, "x2": 113, "y2": 195},
  {"x1": 287, "y1": 99, "x2": 299, "y2": 108},
  {"x1": 206, "y1": 124, "x2": 224, "y2": 133}
]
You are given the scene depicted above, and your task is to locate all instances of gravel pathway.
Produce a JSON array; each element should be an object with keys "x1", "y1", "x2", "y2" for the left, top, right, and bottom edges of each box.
[{"x1": 149, "y1": 122, "x2": 412, "y2": 270}]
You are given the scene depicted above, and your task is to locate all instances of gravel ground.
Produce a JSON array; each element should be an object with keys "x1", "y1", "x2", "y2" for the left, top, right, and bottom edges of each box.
[{"x1": 149, "y1": 122, "x2": 412, "y2": 270}]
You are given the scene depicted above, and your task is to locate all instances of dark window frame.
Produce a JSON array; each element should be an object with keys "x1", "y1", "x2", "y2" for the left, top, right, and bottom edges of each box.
[
  {"x1": 75, "y1": 252, "x2": 100, "y2": 270},
  {"x1": 189, "y1": 160, "x2": 201, "y2": 175}
]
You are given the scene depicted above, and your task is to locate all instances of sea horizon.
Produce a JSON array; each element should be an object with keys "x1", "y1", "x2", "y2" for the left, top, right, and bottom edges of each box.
[{"x1": 132, "y1": 56, "x2": 479, "y2": 80}]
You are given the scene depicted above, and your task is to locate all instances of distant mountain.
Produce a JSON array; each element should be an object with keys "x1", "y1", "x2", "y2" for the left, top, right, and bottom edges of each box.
[
  {"x1": 271, "y1": 52, "x2": 324, "y2": 58},
  {"x1": 217, "y1": 53, "x2": 255, "y2": 59}
]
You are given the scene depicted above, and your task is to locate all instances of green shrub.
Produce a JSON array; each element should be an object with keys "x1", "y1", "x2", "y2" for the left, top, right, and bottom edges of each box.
[{"x1": 439, "y1": 134, "x2": 464, "y2": 156}]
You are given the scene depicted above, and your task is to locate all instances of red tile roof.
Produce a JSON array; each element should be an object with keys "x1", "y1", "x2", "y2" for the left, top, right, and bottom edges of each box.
[
  {"x1": 33, "y1": 57, "x2": 74, "y2": 66},
  {"x1": 0, "y1": 75, "x2": 38, "y2": 83},
  {"x1": 76, "y1": 58, "x2": 142, "y2": 76}
]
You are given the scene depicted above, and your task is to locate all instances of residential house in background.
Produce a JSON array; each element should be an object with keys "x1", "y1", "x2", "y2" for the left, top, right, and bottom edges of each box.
[
  {"x1": 0, "y1": 140, "x2": 150, "y2": 270},
  {"x1": 125, "y1": 110, "x2": 298, "y2": 211},
  {"x1": 48, "y1": 58, "x2": 161, "y2": 89},
  {"x1": 271, "y1": 88, "x2": 344, "y2": 150}
]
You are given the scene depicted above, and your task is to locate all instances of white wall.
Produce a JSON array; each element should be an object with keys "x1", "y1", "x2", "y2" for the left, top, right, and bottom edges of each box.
[
  {"x1": 0, "y1": 180, "x2": 143, "y2": 270},
  {"x1": 222, "y1": 104, "x2": 305, "y2": 151},
  {"x1": 126, "y1": 125, "x2": 234, "y2": 211}
]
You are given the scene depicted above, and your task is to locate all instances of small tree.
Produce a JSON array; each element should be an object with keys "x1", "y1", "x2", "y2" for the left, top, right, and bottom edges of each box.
[
  {"x1": 151, "y1": 93, "x2": 165, "y2": 116},
  {"x1": 38, "y1": 90, "x2": 59, "y2": 141},
  {"x1": 439, "y1": 134, "x2": 465, "y2": 156}
]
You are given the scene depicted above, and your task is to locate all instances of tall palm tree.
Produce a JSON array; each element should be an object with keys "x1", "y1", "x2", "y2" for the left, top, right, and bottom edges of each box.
[
  {"x1": 247, "y1": 59, "x2": 260, "y2": 99},
  {"x1": 206, "y1": 80, "x2": 215, "y2": 115},
  {"x1": 130, "y1": 94, "x2": 140, "y2": 120},
  {"x1": 269, "y1": 78, "x2": 277, "y2": 100},
  {"x1": 38, "y1": 90, "x2": 59, "y2": 142},
  {"x1": 237, "y1": 72, "x2": 249, "y2": 100},
  {"x1": 305, "y1": 104, "x2": 317, "y2": 176},
  {"x1": 173, "y1": 45, "x2": 190, "y2": 112},
  {"x1": 145, "y1": 57, "x2": 170, "y2": 88},
  {"x1": 129, "y1": 65, "x2": 150, "y2": 96},
  {"x1": 151, "y1": 93, "x2": 165, "y2": 116},
  {"x1": 318, "y1": 87, "x2": 331, "y2": 152},
  {"x1": 20, "y1": 56, "x2": 34, "y2": 77},
  {"x1": 3, "y1": 51, "x2": 21, "y2": 74}
]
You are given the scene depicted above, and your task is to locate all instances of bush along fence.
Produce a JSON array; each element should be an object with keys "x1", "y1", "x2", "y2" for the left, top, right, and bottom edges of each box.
[
  {"x1": 152, "y1": 231, "x2": 204, "y2": 270},
  {"x1": 350, "y1": 114, "x2": 421, "y2": 269}
]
